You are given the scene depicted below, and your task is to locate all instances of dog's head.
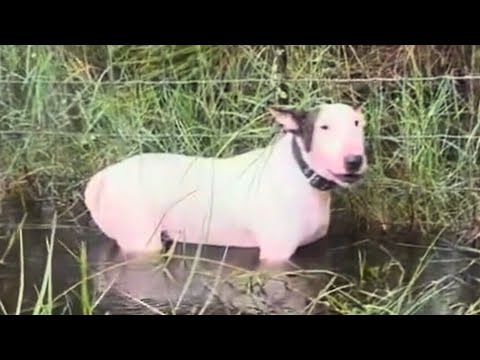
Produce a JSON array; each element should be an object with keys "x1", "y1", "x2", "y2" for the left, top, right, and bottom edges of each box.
[{"x1": 269, "y1": 103, "x2": 367, "y2": 188}]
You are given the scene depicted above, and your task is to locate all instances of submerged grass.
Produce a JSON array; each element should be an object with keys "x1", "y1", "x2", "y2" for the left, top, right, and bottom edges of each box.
[{"x1": 32, "y1": 216, "x2": 55, "y2": 315}]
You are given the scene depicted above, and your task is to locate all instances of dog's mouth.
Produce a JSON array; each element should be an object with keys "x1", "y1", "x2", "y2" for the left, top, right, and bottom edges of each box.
[{"x1": 330, "y1": 172, "x2": 363, "y2": 184}]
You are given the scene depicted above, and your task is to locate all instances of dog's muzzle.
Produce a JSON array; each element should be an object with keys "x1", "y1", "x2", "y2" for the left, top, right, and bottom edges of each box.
[{"x1": 334, "y1": 173, "x2": 363, "y2": 184}]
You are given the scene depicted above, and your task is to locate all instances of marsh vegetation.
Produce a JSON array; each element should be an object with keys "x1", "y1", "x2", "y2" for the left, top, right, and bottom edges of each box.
[{"x1": 1, "y1": 45, "x2": 480, "y2": 314}]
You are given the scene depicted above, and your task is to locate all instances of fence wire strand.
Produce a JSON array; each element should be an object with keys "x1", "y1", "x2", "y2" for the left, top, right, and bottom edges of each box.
[
  {"x1": 1, "y1": 74, "x2": 480, "y2": 86},
  {"x1": 1, "y1": 130, "x2": 480, "y2": 141}
]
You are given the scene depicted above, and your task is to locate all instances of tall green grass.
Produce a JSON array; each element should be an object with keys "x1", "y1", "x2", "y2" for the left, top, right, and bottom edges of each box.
[{"x1": 1, "y1": 45, "x2": 480, "y2": 234}]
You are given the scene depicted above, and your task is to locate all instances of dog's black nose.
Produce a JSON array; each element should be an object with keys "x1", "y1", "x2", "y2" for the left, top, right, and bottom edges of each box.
[{"x1": 344, "y1": 155, "x2": 363, "y2": 173}]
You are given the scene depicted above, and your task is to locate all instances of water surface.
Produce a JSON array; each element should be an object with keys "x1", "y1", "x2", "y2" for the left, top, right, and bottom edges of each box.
[{"x1": 0, "y1": 195, "x2": 479, "y2": 315}]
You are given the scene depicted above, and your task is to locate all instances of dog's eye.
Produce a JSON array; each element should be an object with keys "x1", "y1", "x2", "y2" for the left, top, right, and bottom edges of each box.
[
  {"x1": 320, "y1": 125, "x2": 329, "y2": 130},
  {"x1": 354, "y1": 120, "x2": 359, "y2": 127}
]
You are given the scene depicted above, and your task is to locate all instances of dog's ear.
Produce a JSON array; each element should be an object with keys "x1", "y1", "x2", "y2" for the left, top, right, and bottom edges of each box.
[
  {"x1": 351, "y1": 102, "x2": 366, "y2": 127},
  {"x1": 269, "y1": 106, "x2": 307, "y2": 132},
  {"x1": 352, "y1": 102, "x2": 363, "y2": 114}
]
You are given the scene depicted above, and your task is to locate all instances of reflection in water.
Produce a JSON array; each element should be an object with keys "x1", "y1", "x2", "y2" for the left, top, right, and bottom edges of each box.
[{"x1": 0, "y1": 195, "x2": 479, "y2": 315}]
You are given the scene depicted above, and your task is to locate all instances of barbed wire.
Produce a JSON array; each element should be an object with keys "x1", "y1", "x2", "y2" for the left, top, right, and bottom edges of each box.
[
  {"x1": 1, "y1": 129, "x2": 480, "y2": 141},
  {"x1": 1, "y1": 74, "x2": 480, "y2": 86}
]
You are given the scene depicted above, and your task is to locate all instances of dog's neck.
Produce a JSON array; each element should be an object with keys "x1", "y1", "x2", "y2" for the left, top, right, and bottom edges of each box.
[{"x1": 286, "y1": 131, "x2": 338, "y2": 192}]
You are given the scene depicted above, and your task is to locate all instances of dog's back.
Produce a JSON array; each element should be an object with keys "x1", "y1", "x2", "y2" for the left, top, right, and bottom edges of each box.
[{"x1": 84, "y1": 149, "x2": 271, "y2": 251}]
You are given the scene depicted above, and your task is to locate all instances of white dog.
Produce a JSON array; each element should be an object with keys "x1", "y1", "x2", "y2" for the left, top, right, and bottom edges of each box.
[{"x1": 84, "y1": 103, "x2": 367, "y2": 264}]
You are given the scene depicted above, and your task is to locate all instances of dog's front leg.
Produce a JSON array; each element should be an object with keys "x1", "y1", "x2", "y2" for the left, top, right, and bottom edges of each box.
[
  {"x1": 249, "y1": 229, "x2": 305, "y2": 313},
  {"x1": 256, "y1": 226, "x2": 301, "y2": 273}
]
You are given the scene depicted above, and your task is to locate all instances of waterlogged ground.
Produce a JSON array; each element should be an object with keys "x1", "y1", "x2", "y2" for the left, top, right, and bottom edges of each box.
[{"x1": 0, "y1": 195, "x2": 480, "y2": 315}]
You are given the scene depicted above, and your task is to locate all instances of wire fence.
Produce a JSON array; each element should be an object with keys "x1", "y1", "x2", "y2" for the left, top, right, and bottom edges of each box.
[
  {"x1": 2, "y1": 129, "x2": 480, "y2": 141},
  {"x1": 0, "y1": 74, "x2": 479, "y2": 138},
  {"x1": 2, "y1": 74, "x2": 480, "y2": 85},
  {"x1": 2, "y1": 73, "x2": 480, "y2": 197}
]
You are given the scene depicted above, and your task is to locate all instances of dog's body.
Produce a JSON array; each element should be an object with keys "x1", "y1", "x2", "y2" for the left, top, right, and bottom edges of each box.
[{"x1": 84, "y1": 103, "x2": 367, "y2": 263}]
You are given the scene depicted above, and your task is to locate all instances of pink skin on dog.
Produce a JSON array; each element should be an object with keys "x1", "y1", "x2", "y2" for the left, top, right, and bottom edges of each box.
[{"x1": 84, "y1": 103, "x2": 367, "y2": 264}]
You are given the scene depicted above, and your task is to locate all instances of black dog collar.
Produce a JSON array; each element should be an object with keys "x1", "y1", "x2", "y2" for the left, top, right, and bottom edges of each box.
[{"x1": 290, "y1": 133, "x2": 337, "y2": 191}]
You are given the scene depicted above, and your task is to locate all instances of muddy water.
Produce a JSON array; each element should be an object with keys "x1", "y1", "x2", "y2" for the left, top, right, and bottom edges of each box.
[{"x1": 0, "y1": 195, "x2": 479, "y2": 315}]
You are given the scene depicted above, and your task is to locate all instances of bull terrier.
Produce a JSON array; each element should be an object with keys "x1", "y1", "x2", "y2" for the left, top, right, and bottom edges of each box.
[{"x1": 84, "y1": 103, "x2": 367, "y2": 265}]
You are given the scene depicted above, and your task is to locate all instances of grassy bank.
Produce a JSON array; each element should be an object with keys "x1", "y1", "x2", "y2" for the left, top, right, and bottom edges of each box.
[{"x1": 1, "y1": 45, "x2": 480, "y2": 235}]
